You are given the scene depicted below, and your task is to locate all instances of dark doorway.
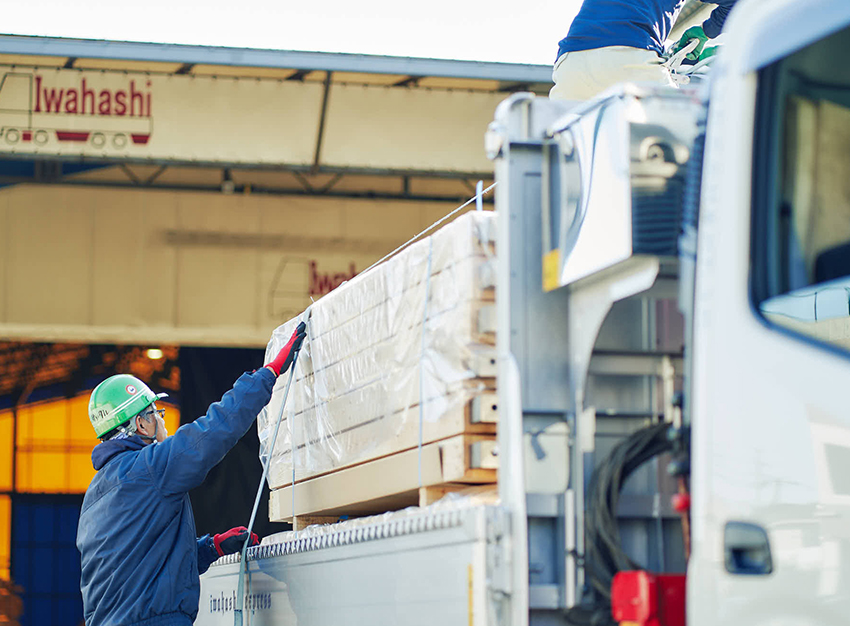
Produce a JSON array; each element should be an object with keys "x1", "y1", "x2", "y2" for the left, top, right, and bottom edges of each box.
[{"x1": 179, "y1": 347, "x2": 290, "y2": 540}]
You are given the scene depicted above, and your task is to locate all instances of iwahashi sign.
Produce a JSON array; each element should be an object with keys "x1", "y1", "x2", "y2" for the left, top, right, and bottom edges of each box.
[
  {"x1": 31, "y1": 75, "x2": 152, "y2": 145},
  {"x1": 34, "y1": 76, "x2": 152, "y2": 117},
  {"x1": 0, "y1": 65, "x2": 326, "y2": 164}
]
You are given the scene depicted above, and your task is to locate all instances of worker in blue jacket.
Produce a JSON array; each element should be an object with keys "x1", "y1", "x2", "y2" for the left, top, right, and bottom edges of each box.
[
  {"x1": 76, "y1": 322, "x2": 306, "y2": 626},
  {"x1": 550, "y1": 0, "x2": 738, "y2": 101}
]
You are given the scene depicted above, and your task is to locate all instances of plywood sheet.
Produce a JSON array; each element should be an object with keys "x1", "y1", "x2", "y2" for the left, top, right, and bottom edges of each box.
[
  {"x1": 268, "y1": 392, "x2": 498, "y2": 488},
  {"x1": 268, "y1": 434, "x2": 497, "y2": 521}
]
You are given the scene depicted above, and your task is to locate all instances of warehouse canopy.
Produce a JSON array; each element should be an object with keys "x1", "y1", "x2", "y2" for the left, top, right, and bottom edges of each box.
[
  {"x1": 0, "y1": 36, "x2": 544, "y2": 350},
  {"x1": 0, "y1": 34, "x2": 551, "y2": 202},
  {"x1": 0, "y1": 9, "x2": 712, "y2": 362}
]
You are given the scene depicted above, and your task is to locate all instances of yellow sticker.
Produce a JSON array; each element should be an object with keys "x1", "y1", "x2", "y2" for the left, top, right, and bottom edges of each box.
[{"x1": 543, "y1": 250, "x2": 561, "y2": 292}]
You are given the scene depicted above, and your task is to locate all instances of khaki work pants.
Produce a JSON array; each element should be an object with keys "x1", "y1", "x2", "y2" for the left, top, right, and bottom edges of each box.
[{"x1": 549, "y1": 46, "x2": 674, "y2": 101}]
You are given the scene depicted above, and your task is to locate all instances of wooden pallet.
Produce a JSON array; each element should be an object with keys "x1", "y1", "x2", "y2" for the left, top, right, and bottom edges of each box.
[
  {"x1": 268, "y1": 434, "x2": 497, "y2": 524},
  {"x1": 287, "y1": 484, "x2": 500, "y2": 530}
]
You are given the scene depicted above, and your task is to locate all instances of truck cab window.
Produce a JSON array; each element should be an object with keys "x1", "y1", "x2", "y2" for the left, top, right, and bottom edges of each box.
[{"x1": 754, "y1": 24, "x2": 850, "y2": 352}]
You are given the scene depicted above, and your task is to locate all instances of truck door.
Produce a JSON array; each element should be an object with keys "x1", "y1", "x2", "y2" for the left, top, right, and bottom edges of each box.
[{"x1": 690, "y1": 1, "x2": 850, "y2": 624}]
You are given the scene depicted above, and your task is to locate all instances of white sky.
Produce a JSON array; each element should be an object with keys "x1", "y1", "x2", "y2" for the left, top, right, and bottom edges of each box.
[{"x1": 4, "y1": 0, "x2": 583, "y2": 66}]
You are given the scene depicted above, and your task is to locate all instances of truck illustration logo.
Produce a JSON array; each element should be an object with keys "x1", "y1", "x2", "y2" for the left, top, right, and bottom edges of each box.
[{"x1": 0, "y1": 72, "x2": 153, "y2": 149}]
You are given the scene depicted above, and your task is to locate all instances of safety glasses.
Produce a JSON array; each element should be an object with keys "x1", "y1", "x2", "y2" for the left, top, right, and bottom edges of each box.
[{"x1": 140, "y1": 407, "x2": 165, "y2": 422}]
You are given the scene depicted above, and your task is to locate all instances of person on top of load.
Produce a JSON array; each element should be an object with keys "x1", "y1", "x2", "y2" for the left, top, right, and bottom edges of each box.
[
  {"x1": 76, "y1": 322, "x2": 306, "y2": 626},
  {"x1": 549, "y1": 0, "x2": 738, "y2": 101}
]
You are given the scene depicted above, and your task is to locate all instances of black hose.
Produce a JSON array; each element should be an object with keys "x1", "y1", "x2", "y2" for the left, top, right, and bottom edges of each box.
[{"x1": 566, "y1": 421, "x2": 673, "y2": 624}]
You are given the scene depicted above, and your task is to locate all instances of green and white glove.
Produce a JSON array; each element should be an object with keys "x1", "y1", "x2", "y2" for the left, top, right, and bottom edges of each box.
[
  {"x1": 673, "y1": 25, "x2": 710, "y2": 61},
  {"x1": 697, "y1": 46, "x2": 719, "y2": 63}
]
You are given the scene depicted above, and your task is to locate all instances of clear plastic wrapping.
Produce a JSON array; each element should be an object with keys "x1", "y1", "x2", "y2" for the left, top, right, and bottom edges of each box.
[{"x1": 258, "y1": 210, "x2": 497, "y2": 489}]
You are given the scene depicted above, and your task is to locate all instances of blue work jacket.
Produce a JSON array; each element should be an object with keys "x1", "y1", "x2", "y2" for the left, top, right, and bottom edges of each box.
[
  {"x1": 557, "y1": 0, "x2": 738, "y2": 59},
  {"x1": 76, "y1": 368, "x2": 276, "y2": 626}
]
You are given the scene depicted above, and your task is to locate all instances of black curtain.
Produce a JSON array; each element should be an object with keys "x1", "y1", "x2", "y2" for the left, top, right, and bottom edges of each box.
[{"x1": 179, "y1": 347, "x2": 290, "y2": 540}]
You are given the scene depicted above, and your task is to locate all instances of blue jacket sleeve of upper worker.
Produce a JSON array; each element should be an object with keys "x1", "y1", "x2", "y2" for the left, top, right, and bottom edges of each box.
[
  {"x1": 197, "y1": 535, "x2": 219, "y2": 575},
  {"x1": 702, "y1": 0, "x2": 738, "y2": 39},
  {"x1": 140, "y1": 368, "x2": 276, "y2": 496}
]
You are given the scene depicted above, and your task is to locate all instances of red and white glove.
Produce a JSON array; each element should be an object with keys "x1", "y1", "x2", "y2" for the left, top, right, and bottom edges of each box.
[
  {"x1": 264, "y1": 322, "x2": 307, "y2": 376},
  {"x1": 213, "y1": 526, "x2": 259, "y2": 557}
]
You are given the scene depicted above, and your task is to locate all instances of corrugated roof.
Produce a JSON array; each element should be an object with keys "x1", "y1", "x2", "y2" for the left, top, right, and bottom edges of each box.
[
  {"x1": 0, "y1": 34, "x2": 525, "y2": 199},
  {"x1": 0, "y1": 34, "x2": 552, "y2": 85}
]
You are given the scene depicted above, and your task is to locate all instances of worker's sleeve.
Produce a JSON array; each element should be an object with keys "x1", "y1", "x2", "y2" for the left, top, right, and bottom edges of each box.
[
  {"x1": 197, "y1": 535, "x2": 219, "y2": 575},
  {"x1": 141, "y1": 368, "x2": 276, "y2": 496},
  {"x1": 702, "y1": 0, "x2": 737, "y2": 39}
]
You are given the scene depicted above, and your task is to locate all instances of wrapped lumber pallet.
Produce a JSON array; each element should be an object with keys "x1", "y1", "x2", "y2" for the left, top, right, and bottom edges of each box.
[{"x1": 257, "y1": 210, "x2": 498, "y2": 523}]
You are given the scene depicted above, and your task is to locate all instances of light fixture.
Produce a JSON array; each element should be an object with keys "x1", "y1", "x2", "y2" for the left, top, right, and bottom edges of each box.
[{"x1": 146, "y1": 348, "x2": 164, "y2": 360}]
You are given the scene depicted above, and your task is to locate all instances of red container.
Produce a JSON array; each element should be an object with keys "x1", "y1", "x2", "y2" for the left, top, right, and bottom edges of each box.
[{"x1": 610, "y1": 571, "x2": 686, "y2": 626}]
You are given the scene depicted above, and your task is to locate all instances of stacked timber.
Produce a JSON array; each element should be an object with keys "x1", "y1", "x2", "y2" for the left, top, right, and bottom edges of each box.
[{"x1": 258, "y1": 210, "x2": 498, "y2": 527}]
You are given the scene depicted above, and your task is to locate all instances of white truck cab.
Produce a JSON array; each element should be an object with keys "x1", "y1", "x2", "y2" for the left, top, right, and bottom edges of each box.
[{"x1": 690, "y1": 0, "x2": 850, "y2": 623}]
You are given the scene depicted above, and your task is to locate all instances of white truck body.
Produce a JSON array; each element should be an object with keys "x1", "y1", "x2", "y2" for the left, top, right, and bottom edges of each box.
[
  {"x1": 197, "y1": 505, "x2": 503, "y2": 625},
  {"x1": 196, "y1": 0, "x2": 850, "y2": 623},
  {"x1": 690, "y1": 0, "x2": 850, "y2": 623}
]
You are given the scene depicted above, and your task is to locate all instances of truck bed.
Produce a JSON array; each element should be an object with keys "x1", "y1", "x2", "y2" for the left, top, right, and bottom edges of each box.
[{"x1": 197, "y1": 502, "x2": 506, "y2": 626}]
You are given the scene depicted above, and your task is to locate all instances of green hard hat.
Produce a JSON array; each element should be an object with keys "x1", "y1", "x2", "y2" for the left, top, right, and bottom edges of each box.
[{"x1": 88, "y1": 374, "x2": 167, "y2": 439}]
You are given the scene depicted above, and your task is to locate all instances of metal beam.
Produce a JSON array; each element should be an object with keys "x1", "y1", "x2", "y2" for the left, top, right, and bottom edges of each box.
[
  {"x1": 393, "y1": 76, "x2": 421, "y2": 88},
  {"x1": 317, "y1": 172, "x2": 343, "y2": 193},
  {"x1": 144, "y1": 164, "x2": 169, "y2": 185},
  {"x1": 312, "y1": 72, "x2": 332, "y2": 175},
  {"x1": 498, "y1": 82, "x2": 531, "y2": 92},
  {"x1": 292, "y1": 171, "x2": 314, "y2": 193},
  {"x1": 588, "y1": 351, "x2": 684, "y2": 377},
  {"x1": 0, "y1": 34, "x2": 553, "y2": 83},
  {"x1": 0, "y1": 155, "x2": 494, "y2": 180},
  {"x1": 118, "y1": 163, "x2": 142, "y2": 185},
  {"x1": 286, "y1": 69, "x2": 313, "y2": 81},
  {"x1": 0, "y1": 175, "x2": 491, "y2": 203}
]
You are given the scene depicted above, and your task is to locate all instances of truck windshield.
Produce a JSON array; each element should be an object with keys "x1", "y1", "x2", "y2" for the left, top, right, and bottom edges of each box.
[{"x1": 754, "y1": 23, "x2": 850, "y2": 352}]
